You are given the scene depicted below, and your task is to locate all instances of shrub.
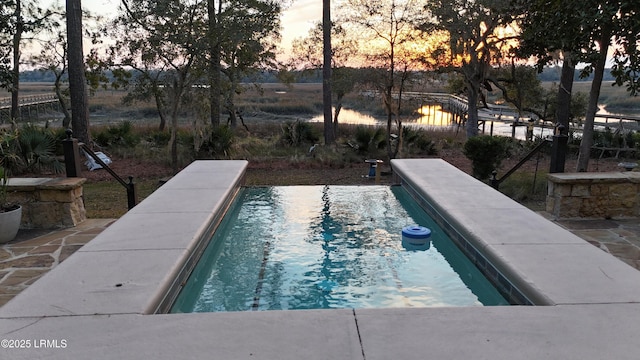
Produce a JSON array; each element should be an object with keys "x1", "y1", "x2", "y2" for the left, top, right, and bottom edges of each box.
[
  {"x1": 51, "y1": 127, "x2": 69, "y2": 156},
  {"x1": 281, "y1": 120, "x2": 320, "y2": 147},
  {"x1": 147, "y1": 130, "x2": 172, "y2": 147},
  {"x1": 403, "y1": 127, "x2": 437, "y2": 155},
  {"x1": 94, "y1": 121, "x2": 140, "y2": 148},
  {"x1": 632, "y1": 131, "x2": 640, "y2": 151},
  {"x1": 353, "y1": 125, "x2": 386, "y2": 155},
  {"x1": 463, "y1": 135, "x2": 511, "y2": 180},
  {"x1": 198, "y1": 125, "x2": 234, "y2": 158},
  {"x1": 0, "y1": 128, "x2": 20, "y2": 173}
]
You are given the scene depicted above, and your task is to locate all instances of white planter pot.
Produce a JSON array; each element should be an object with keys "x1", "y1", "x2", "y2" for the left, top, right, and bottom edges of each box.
[{"x1": 0, "y1": 205, "x2": 22, "y2": 244}]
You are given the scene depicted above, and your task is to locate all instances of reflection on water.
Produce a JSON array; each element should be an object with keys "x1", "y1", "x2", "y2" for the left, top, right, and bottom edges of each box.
[
  {"x1": 309, "y1": 108, "x2": 383, "y2": 125},
  {"x1": 309, "y1": 106, "x2": 527, "y2": 137},
  {"x1": 597, "y1": 105, "x2": 640, "y2": 117},
  {"x1": 415, "y1": 105, "x2": 453, "y2": 126},
  {"x1": 309, "y1": 104, "x2": 639, "y2": 141},
  {"x1": 309, "y1": 106, "x2": 454, "y2": 127}
]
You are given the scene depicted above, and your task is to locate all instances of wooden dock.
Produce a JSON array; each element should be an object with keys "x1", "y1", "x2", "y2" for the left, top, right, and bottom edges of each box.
[
  {"x1": 0, "y1": 93, "x2": 59, "y2": 123},
  {"x1": 366, "y1": 90, "x2": 640, "y2": 135}
]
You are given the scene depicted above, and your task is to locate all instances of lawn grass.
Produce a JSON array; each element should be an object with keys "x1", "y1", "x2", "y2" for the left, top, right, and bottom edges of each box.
[
  {"x1": 83, "y1": 179, "x2": 161, "y2": 218},
  {"x1": 498, "y1": 171, "x2": 548, "y2": 212}
]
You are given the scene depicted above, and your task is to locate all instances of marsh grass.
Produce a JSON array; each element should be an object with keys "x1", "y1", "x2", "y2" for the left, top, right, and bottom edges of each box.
[
  {"x1": 236, "y1": 83, "x2": 323, "y2": 116},
  {"x1": 602, "y1": 96, "x2": 640, "y2": 111},
  {"x1": 548, "y1": 81, "x2": 640, "y2": 113},
  {"x1": 91, "y1": 123, "x2": 196, "y2": 169}
]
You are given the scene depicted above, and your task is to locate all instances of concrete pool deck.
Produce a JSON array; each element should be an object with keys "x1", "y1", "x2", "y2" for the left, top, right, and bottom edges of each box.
[
  {"x1": 2, "y1": 217, "x2": 639, "y2": 308},
  {"x1": 1, "y1": 159, "x2": 640, "y2": 359}
]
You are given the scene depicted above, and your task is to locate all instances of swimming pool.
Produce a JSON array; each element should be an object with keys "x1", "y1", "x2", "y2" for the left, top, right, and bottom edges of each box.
[
  {"x1": 171, "y1": 185, "x2": 509, "y2": 312},
  {"x1": 6, "y1": 160, "x2": 640, "y2": 359}
]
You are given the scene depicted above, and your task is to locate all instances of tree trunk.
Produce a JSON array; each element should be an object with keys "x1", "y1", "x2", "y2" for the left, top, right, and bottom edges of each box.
[
  {"x1": 10, "y1": 0, "x2": 21, "y2": 122},
  {"x1": 385, "y1": 90, "x2": 394, "y2": 160},
  {"x1": 226, "y1": 100, "x2": 237, "y2": 128},
  {"x1": 154, "y1": 91, "x2": 166, "y2": 131},
  {"x1": 466, "y1": 83, "x2": 480, "y2": 138},
  {"x1": 576, "y1": 30, "x2": 611, "y2": 172},
  {"x1": 386, "y1": 44, "x2": 396, "y2": 160},
  {"x1": 170, "y1": 118, "x2": 178, "y2": 174},
  {"x1": 555, "y1": 52, "x2": 575, "y2": 130},
  {"x1": 333, "y1": 95, "x2": 342, "y2": 139},
  {"x1": 393, "y1": 72, "x2": 409, "y2": 158},
  {"x1": 225, "y1": 69, "x2": 238, "y2": 128},
  {"x1": 322, "y1": 0, "x2": 334, "y2": 145},
  {"x1": 54, "y1": 73, "x2": 72, "y2": 127},
  {"x1": 169, "y1": 91, "x2": 180, "y2": 175},
  {"x1": 393, "y1": 91, "x2": 403, "y2": 159},
  {"x1": 548, "y1": 52, "x2": 575, "y2": 173},
  {"x1": 66, "y1": 0, "x2": 91, "y2": 144},
  {"x1": 208, "y1": 0, "x2": 221, "y2": 127}
]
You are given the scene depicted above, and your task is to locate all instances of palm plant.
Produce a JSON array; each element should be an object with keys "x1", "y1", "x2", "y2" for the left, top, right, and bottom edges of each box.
[
  {"x1": 0, "y1": 128, "x2": 20, "y2": 175},
  {"x1": 0, "y1": 125, "x2": 63, "y2": 176},
  {"x1": 15, "y1": 124, "x2": 63, "y2": 174},
  {"x1": 0, "y1": 165, "x2": 20, "y2": 212},
  {"x1": 0, "y1": 133, "x2": 22, "y2": 243},
  {"x1": 0, "y1": 129, "x2": 18, "y2": 211},
  {"x1": 354, "y1": 126, "x2": 386, "y2": 155}
]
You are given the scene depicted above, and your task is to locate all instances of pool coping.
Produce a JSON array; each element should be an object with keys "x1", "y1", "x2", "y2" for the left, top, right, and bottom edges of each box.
[
  {"x1": 2, "y1": 159, "x2": 640, "y2": 359},
  {"x1": 392, "y1": 159, "x2": 640, "y2": 306}
]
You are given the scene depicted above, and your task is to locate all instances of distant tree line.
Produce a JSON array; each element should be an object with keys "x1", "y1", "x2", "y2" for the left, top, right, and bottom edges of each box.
[{"x1": 16, "y1": 66, "x2": 620, "y2": 84}]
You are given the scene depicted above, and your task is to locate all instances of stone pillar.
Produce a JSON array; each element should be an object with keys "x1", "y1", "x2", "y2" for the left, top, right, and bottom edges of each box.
[
  {"x1": 547, "y1": 172, "x2": 640, "y2": 219},
  {"x1": 6, "y1": 177, "x2": 87, "y2": 229}
]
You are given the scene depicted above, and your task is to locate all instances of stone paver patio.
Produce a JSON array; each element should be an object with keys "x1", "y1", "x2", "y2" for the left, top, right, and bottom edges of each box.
[
  {"x1": 0, "y1": 219, "x2": 115, "y2": 307},
  {"x1": 554, "y1": 218, "x2": 640, "y2": 270}
]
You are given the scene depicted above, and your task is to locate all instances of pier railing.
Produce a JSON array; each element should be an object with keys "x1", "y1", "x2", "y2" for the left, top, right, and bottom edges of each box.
[
  {"x1": 0, "y1": 94, "x2": 58, "y2": 109},
  {"x1": 0, "y1": 94, "x2": 59, "y2": 123}
]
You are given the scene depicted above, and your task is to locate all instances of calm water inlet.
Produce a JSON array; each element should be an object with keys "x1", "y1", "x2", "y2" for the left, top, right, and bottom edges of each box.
[{"x1": 171, "y1": 186, "x2": 508, "y2": 313}]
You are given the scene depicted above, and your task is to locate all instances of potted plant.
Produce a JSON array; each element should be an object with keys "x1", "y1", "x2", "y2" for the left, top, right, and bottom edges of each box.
[
  {"x1": 0, "y1": 165, "x2": 22, "y2": 243},
  {"x1": 1, "y1": 128, "x2": 22, "y2": 244}
]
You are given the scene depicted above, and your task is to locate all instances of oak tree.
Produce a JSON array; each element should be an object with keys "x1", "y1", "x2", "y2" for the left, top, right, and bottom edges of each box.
[{"x1": 422, "y1": 0, "x2": 515, "y2": 138}]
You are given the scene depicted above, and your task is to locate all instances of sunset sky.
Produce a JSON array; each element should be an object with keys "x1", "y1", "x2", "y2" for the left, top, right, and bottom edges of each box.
[{"x1": 41, "y1": 0, "x2": 321, "y2": 54}]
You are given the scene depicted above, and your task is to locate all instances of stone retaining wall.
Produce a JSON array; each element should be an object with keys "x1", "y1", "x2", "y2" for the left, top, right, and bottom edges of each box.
[
  {"x1": 547, "y1": 172, "x2": 640, "y2": 219},
  {"x1": 5, "y1": 177, "x2": 87, "y2": 229}
]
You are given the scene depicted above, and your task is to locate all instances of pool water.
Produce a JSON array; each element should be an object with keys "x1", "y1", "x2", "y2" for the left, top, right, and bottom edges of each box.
[{"x1": 171, "y1": 186, "x2": 509, "y2": 313}]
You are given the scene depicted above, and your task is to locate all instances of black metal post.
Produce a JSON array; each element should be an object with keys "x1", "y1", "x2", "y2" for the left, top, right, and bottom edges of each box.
[
  {"x1": 127, "y1": 176, "x2": 137, "y2": 210},
  {"x1": 490, "y1": 171, "x2": 499, "y2": 189},
  {"x1": 62, "y1": 129, "x2": 82, "y2": 177},
  {"x1": 79, "y1": 143, "x2": 138, "y2": 211},
  {"x1": 550, "y1": 124, "x2": 568, "y2": 173}
]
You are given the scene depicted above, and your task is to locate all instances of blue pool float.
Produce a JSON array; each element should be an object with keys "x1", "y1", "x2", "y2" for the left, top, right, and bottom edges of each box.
[{"x1": 402, "y1": 226, "x2": 431, "y2": 245}]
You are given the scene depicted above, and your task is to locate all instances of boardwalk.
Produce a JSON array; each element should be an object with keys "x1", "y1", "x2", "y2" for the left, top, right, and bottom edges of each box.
[
  {"x1": 373, "y1": 90, "x2": 640, "y2": 134},
  {"x1": 0, "y1": 93, "x2": 59, "y2": 123},
  {"x1": 360, "y1": 90, "x2": 640, "y2": 152}
]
